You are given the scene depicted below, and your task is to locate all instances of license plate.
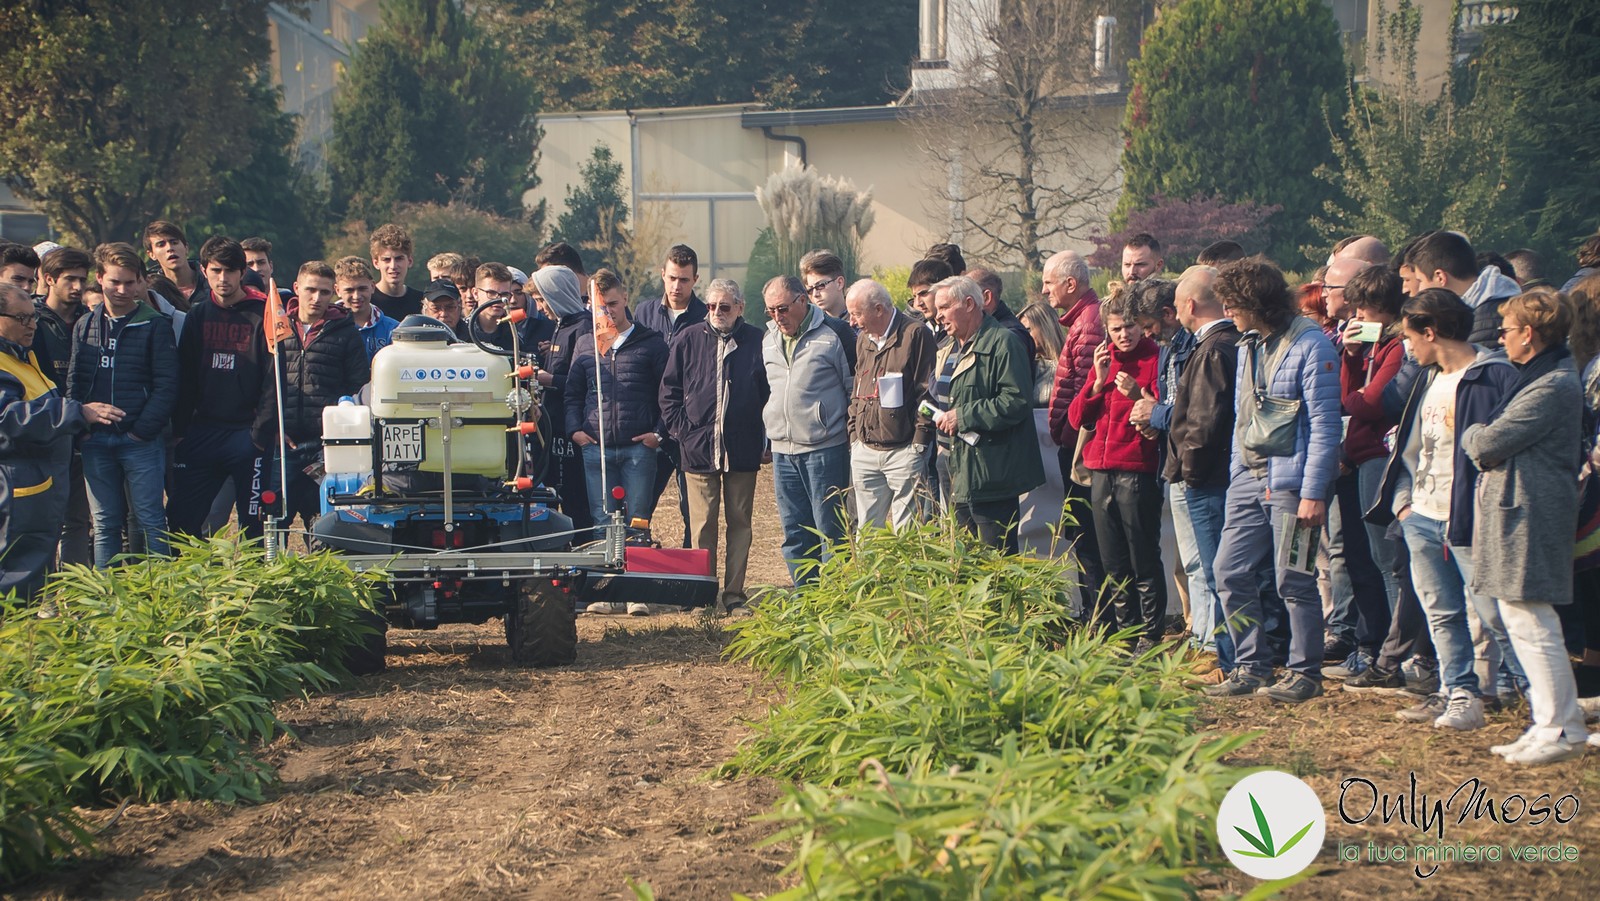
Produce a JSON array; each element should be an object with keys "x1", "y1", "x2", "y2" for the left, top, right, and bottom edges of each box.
[{"x1": 381, "y1": 422, "x2": 424, "y2": 463}]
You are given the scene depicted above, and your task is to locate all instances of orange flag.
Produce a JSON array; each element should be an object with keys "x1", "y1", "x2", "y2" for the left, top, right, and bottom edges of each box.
[
  {"x1": 264, "y1": 278, "x2": 292, "y2": 354},
  {"x1": 590, "y1": 277, "x2": 619, "y2": 356}
]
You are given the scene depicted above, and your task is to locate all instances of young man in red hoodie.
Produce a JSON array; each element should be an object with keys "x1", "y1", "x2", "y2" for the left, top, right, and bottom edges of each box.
[{"x1": 1069, "y1": 289, "x2": 1164, "y2": 648}]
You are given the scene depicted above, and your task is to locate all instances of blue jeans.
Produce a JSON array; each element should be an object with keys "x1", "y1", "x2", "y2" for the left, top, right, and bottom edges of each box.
[
  {"x1": 1185, "y1": 483, "x2": 1237, "y2": 671},
  {"x1": 1401, "y1": 513, "x2": 1481, "y2": 695},
  {"x1": 773, "y1": 445, "x2": 849, "y2": 585},
  {"x1": 1171, "y1": 481, "x2": 1216, "y2": 651},
  {"x1": 82, "y1": 431, "x2": 169, "y2": 566},
  {"x1": 1446, "y1": 542, "x2": 1529, "y2": 697},
  {"x1": 1214, "y1": 471, "x2": 1325, "y2": 679},
  {"x1": 581, "y1": 441, "x2": 658, "y2": 530}
]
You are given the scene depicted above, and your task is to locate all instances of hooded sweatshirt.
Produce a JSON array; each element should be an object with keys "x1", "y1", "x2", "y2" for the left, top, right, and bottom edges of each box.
[
  {"x1": 174, "y1": 286, "x2": 272, "y2": 436},
  {"x1": 1462, "y1": 266, "x2": 1524, "y2": 346}
]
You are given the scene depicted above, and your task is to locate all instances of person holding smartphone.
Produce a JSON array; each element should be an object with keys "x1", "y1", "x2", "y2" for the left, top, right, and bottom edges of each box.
[{"x1": 1327, "y1": 266, "x2": 1409, "y2": 679}]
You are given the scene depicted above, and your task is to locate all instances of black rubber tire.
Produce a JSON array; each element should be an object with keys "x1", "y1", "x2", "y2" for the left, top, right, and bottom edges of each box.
[
  {"x1": 506, "y1": 582, "x2": 578, "y2": 667},
  {"x1": 344, "y1": 608, "x2": 389, "y2": 675}
]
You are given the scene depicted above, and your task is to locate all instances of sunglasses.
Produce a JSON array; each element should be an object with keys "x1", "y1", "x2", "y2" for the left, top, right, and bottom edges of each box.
[
  {"x1": 707, "y1": 303, "x2": 740, "y2": 313},
  {"x1": 765, "y1": 299, "x2": 798, "y2": 317}
]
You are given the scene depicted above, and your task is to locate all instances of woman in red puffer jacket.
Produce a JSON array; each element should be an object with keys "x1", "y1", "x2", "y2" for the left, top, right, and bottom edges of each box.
[{"x1": 1069, "y1": 289, "x2": 1164, "y2": 647}]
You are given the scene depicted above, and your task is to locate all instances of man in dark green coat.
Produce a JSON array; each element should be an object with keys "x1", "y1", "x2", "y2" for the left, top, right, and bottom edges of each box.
[{"x1": 926, "y1": 276, "x2": 1044, "y2": 552}]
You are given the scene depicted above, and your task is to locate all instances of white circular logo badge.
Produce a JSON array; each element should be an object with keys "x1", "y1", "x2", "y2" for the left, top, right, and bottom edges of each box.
[{"x1": 1217, "y1": 770, "x2": 1327, "y2": 879}]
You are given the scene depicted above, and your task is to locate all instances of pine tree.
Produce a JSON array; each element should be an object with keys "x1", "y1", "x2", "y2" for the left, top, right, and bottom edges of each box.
[
  {"x1": 1471, "y1": 0, "x2": 1600, "y2": 260},
  {"x1": 1118, "y1": 0, "x2": 1346, "y2": 265},
  {"x1": 328, "y1": 0, "x2": 540, "y2": 221},
  {"x1": 553, "y1": 144, "x2": 630, "y2": 276}
]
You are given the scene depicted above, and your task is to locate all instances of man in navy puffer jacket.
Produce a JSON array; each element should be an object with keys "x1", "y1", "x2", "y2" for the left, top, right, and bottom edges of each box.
[
  {"x1": 68, "y1": 243, "x2": 179, "y2": 566},
  {"x1": 565, "y1": 268, "x2": 669, "y2": 543}
]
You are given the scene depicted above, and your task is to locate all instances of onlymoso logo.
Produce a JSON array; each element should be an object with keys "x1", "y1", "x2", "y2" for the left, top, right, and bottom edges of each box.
[{"x1": 1217, "y1": 770, "x2": 1328, "y2": 879}]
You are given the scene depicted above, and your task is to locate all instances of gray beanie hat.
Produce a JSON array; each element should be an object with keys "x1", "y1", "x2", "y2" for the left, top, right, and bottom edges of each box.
[{"x1": 531, "y1": 265, "x2": 585, "y2": 319}]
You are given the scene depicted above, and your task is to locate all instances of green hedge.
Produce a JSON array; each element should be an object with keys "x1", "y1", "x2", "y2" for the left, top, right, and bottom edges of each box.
[
  {"x1": 724, "y1": 521, "x2": 1252, "y2": 899},
  {"x1": 0, "y1": 535, "x2": 382, "y2": 881}
]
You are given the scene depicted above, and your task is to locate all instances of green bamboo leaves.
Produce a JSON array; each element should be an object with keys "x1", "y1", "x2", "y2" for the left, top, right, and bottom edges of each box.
[
  {"x1": 1232, "y1": 794, "x2": 1314, "y2": 860},
  {"x1": 0, "y1": 534, "x2": 382, "y2": 881},
  {"x1": 722, "y1": 520, "x2": 1253, "y2": 899}
]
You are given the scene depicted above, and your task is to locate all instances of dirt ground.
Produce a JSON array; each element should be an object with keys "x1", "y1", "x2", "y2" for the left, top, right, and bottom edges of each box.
[{"x1": 11, "y1": 471, "x2": 1600, "y2": 899}]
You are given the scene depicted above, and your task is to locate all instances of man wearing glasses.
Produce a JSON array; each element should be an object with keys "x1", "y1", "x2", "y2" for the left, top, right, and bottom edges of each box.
[
  {"x1": 761, "y1": 275, "x2": 855, "y2": 586},
  {"x1": 800, "y1": 250, "x2": 849, "y2": 322},
  {"x1": 0, "y1": 283, "x2": 122, "y2": 599},
  {"x1": 631, "y1": 245, "x2": 707, "y2": 547}
]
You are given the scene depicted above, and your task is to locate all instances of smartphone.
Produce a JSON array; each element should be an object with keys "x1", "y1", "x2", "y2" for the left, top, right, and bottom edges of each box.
[
  {"x1": 1355, "y1": 321, "x2": 1383, "y2": 343},
  {"x1": 918, "y1": 399, "x2": 940, "y2": 418}
]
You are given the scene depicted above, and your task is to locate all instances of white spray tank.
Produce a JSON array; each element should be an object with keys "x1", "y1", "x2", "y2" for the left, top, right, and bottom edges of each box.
[
  {"x1": 322, "y1": 396, "x2": 371, "y2": 496},
  {"x1": 368, "y1": 323, "x2": 515, "y2": 476}
]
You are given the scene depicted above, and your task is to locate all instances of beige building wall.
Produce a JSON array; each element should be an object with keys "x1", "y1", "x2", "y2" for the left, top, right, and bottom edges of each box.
[
  {"x1": 1362, "y1": 0, "x2": 1516, "y2": 97},
  {"x1": 529, "y1": 101, "x2": 1126, "y2": 289}
]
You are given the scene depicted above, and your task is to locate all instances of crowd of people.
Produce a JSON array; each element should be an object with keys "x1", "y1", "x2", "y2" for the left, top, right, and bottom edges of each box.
[{"x1": 4, "y1": 219, "x2": 1600, "y2": 766}]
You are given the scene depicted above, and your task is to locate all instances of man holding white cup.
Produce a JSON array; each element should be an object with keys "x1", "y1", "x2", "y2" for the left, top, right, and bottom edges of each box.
[{"x1": 845, "y1": 279, "x2": 936, "y2": 529}]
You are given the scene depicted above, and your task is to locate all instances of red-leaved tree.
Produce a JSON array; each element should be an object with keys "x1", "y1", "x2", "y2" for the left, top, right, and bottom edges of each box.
[{"x1": 1089, "y1": 194, "x2": 1282, "y2": 271}]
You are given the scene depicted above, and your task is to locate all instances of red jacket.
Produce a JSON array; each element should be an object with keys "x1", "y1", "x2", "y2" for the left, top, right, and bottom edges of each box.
[
  {"x1": 1068, "y1": 336, "x2": 1160, "y2": 473},
  {"x1": 1340, "y1": 332, "x2": 1404, "y2": 465},
  {"x1": 1046, "y1": 289, "x2": 1104, "y2": 448}
]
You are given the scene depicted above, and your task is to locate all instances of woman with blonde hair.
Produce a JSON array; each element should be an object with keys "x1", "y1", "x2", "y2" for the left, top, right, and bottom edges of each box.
[
  {"x1": 1463, "y1": 287, "x2": 1593, "y2": 764},
  {"x1": 1019, "y1": 301, "x2": 1065, "y2": 406}
]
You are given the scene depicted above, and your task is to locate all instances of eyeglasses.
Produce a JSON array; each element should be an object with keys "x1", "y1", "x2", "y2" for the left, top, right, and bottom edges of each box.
[
  {"x1": 1323, "y1": 284, "x2": 1345, "y2": 292},
  {"x1": 805, "y1": 277, "x2": 837, "y2": 296},
  {"x1": 0, "y1": 311, "x2": 40, "y2": 324},
  {"x1": 707, "y1": 303, "x2": 740, "y2": 313},
  {"x1": 1497, "y1": 324, "x2": 1528, "y2": 336},
  {"x1": 478, "y1": 290, "x2": 514, "y2": 303},
  {"x1": 765, "y1": 299, "x2": 797, "y2": 317}
]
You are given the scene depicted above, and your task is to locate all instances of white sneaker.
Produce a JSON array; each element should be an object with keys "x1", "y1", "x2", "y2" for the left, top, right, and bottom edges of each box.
[
  {"x1": 626, "y1": 602, "x2": 651, "y2": 617},
  {"x1": 1491, "y1": 731, "x2": 1535, "y2": 758},
  {"x1": 1588, "y1": 732, "x2": 1600, "y2": 749},
  {"x1": 586, "y1": 601, "x2": 626, "y2": 614},
  {"x1": 1433, "y1": 688, "x2": 1487, "y2": 731},
  {"x1": 1507, "y1": 740, "x2": 1586, "y2": 766}
]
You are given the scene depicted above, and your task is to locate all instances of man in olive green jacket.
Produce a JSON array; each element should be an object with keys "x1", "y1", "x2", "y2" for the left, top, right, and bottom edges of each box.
[{"x1": 925, "y1": 276, "x2": 1044, "y2": 552}]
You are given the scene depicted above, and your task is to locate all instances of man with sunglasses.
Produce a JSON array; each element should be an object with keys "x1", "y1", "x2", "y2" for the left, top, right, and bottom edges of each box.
[
  {"x1": 762, "y1": 275, "x2": 855, "y2": 586},
  {"x1": 0, "y1": 283, "x2": 122, "y2": 599},
  {"x1": 800, "y1": 250, "x2": 849, "y2": 322},
  {"x1": 660, "y1": 279, "x2": 769, "y2": 614}
]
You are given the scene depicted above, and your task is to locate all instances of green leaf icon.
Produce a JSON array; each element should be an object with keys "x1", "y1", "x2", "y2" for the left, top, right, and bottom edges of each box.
[
  {"x1": 1233, "y1": 792, "x2": 1314, "y2": 859},
  {"x1": 1251, "y1": 794, "x2": 1274, "y2": 854}
]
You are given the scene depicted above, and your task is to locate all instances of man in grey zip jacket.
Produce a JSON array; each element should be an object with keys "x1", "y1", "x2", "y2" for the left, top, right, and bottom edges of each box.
[{"x1": 761, "y1": 275, "x2": 854, "y2": 585}]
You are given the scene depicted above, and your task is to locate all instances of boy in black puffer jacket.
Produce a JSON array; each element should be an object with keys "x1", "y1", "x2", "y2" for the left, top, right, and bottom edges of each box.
[{"x1": 252, "y1": 261, "x2": 371, "y2": 530}]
